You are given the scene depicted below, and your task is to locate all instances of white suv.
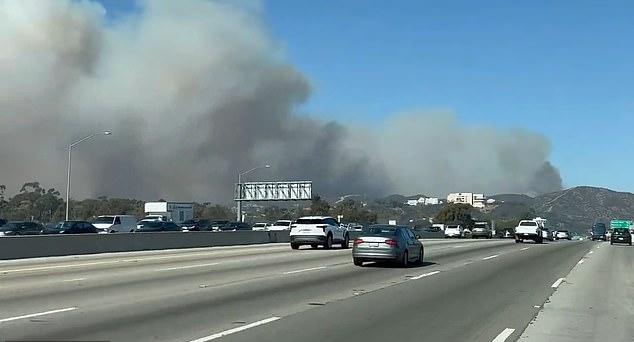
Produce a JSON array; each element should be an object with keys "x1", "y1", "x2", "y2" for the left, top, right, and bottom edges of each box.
[{"x1": 290, "y1": 216, "x2": 349, "y2": 250}]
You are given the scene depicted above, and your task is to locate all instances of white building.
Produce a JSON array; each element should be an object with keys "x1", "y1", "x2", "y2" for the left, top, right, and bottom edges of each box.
[
  {"x1": 424, "y1": 197, "x2": 440, "y2": 205},
  {"x1": 447, "y1": 193, "x2": 486, "y2": 208},
  {"x1": 406, "y1": 199, "x2": 419, "y2": 206},
  {"x1": 405, "y1": 197, "x2": 441, "y2": 206}
]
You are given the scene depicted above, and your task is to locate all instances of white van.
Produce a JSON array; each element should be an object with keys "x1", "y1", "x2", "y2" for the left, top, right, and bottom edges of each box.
[{"x1": 92, "y1": 215, "x2": 137, "y2": 233}]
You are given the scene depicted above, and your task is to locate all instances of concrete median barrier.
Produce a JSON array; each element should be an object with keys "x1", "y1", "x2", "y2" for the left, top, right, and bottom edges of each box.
[{"x1": 0, "y1": 231, "x2": 290, "y2": 260}]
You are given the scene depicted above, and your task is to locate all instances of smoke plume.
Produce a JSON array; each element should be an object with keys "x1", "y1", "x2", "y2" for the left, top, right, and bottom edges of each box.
[{"x1": 0, "y1": 0, "x2": 562, "y2": 202}]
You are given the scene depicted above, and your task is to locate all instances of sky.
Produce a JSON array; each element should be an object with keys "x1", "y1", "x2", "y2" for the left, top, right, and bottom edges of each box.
[{"x1": 97, "y1": 0, "x2": 634, "y2": 193}]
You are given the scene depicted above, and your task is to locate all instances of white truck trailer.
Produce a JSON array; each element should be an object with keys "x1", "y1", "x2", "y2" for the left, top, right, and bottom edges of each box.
[{"x1": 144, "y1": 202, "x2": 194, "y2": 224}]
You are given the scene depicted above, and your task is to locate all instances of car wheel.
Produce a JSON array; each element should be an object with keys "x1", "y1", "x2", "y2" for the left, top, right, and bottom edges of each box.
[
  {"x1": 401, "y1": 250, "x2": 409, "y2": 268},
  {"x1": 291, "y1": 243, "x2": 299, "y2": 250},
  {"x1": 341, "y1": 234, "x2": 350, "y2": 249},
  {"x1": 610, "y1": 241, "x2": 613, "y2": 245},
  {"x1": 311, "y1": 244, "x2": 318, "y2": 249},
  {"x1": 324, "y1": 234, "x2": 333, "y2": 250},
  {"x1": 353, "y1": 258, "x2": 363, "y2": 266},
  {"x1": 418, "y1": 247, "x2": 424, "y2": 264},
  {"x1": 515, "y1": 239, "x2": 521, "y2": 243}
]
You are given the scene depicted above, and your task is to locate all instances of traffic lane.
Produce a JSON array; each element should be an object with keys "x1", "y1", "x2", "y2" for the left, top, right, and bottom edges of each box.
[
  {"x1": 1, "y1": 240, "x2": 526, "y2": 341},
  {"x1": 0, "y1": 238, "x2": 510, "y2": 291},
  {"x1": 0, "y1": 239, "x2": 517, "y2": 317},
  {"x1": 520, "y1": 241, "x2": 633, "y2": 341},
  {"x1": 218, "y1": 241, "x2": 593, "y2": 342}
]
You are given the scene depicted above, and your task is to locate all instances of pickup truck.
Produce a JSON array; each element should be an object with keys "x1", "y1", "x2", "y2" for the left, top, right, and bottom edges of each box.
[{"x1": 515, "y1": 220, "x2": 543, "y2": 244}]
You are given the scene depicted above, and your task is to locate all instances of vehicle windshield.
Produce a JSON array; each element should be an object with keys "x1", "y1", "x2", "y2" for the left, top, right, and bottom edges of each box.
[
  {"x1": 0, "y1": 223, "x2": 20, "y2": 231},
  {"x1": 295, "y1": 219, "x2": 326, "y2": 225},
  {"x1": 363, "y1": 226, "x2": 398, "y2": 237},
  {"x1": 92, "y1": 216, "x2": 115, "y2": 224},
  {"x1": 520, "y1": 222, "x2": 538, "y2": 226},
  {"x1": 140, "y1": 222, "x2": 162, "y2": 228}
]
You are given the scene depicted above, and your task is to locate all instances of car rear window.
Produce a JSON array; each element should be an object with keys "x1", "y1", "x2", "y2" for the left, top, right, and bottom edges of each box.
[
  {"x1": 613, "y1": 230, "x2": 630, "y2": 236},
  {"x1": 520, "y1": 221, "x2": 537, "y2": 226},
  {"x1": 363, "y1": 226, "x2": 398, "y2": 237},
  {"x1": 447, "y1": 225, "x2": 459, "y2": 229},
  {"x1": 296, "y1": 219, "x2": 326, "y2": 224}
]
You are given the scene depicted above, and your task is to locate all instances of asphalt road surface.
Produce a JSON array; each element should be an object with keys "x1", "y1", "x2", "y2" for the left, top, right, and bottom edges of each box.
[{"x1": 0, "y1": 238, "x2": 606, "y2": 342}]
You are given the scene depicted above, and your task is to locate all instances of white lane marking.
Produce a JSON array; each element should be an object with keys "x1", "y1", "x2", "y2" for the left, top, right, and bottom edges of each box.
[
  {"x1": 187, "y1": 316, "x2": 281, "y2": 342},
  {"x1": 491, "y1": 328, "x2": 515, "y2": 342},
  {"x1": 551, "y1": 278, "x2": 565, "y2": 288},
  {"x1": 0, "y1": 260, "x2": 119, "y2": 273},
  {"x1": 520, "y1": 247, "x2": 530, "y2": 251},
  {"x1": 589, "y1": 251, "x2": 594, "y2": 254},
  {"x1": 157, "y1": 262, "x2": 220, "y2": 272},
  {"x1": 533, "y1": 305, "x2": 541, "y2": 308},
  {"x1": 63, "y1": 278, "x2": 86, "y2": 282},
  {"x1": 283, "y1": 266, "x2": 326, "y2": 275},
  {"x1": 0, "y1": 307, "x2": 77, "y2": 323},
  {"x1": 453, "y1": 245, "x2": 464, "y2": 248},
  {"x1": 411, "y1": 271, "x2": 440, "y2": 280},
  {"x1": 483, "y1": 254, "x2": 499, "y2": 260},
  {"x1": 577, "y1": 259, "x2": 585, "y2": 265}
]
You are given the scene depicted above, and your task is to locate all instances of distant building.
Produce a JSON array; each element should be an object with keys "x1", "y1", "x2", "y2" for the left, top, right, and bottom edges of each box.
[
  {"x1": 405, "y1": 197, "x2": 441, "y2": 206},
  {"x1": 423, "y1": 197, "x2": 439, "y2": 205},
  {"x1": 406, "y1": 199, "x2": 419, "y2": 206},
  {"x1": 447, "y1": 192, "x2": 487, "y2": 208}
]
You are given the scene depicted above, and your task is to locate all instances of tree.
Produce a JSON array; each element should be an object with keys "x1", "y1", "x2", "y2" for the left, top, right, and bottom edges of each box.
[
  {"x1": 434, "y1": 203, "x2": 476, "y2": 228},
  {"x1": 520, "y1": 208, "x2": 537, "y2": 220},
  {"x1": 333, "y1": 199, "x2": 377, "y2": 224},
  {"x1": 310, "y1": 195, "x2": 331, "y2": 216}
]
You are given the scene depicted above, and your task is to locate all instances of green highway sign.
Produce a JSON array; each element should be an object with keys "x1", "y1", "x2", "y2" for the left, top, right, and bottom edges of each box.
[{"x1": 610, "y1": 220, "x2": 631, "y2": 229}]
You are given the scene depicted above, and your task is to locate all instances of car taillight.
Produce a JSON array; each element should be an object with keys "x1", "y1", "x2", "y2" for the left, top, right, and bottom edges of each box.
[
  {"x1": 384, "y1": 239, "x2": 397, "y2": 247},
  {"x1": 353, "y1": 238, "x2": 364, "y2": 245}
]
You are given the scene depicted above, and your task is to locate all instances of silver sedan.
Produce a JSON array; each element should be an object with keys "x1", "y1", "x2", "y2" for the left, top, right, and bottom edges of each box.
[{"x1": 352, "y1": 225, "x2": 424, "y2": 267}]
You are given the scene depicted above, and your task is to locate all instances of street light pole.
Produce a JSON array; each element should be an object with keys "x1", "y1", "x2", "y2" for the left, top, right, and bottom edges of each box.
[
  {"x1": 65, "y1": 131, "x2": 112, "y2": 220},
  {"x1": 237, "y1": 164, "x2": 270, "y2": 222}
]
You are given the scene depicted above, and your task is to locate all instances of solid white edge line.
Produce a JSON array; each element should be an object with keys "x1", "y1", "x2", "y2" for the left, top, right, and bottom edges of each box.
[
  {"x1": 551, "y1": 277, "x2": 565, "y2": 288},
  {"x1": 188, "y1": 316, "x2": 281, "y2": 342},
  {"x1": 0, "y1": 307, "x2": 77, "y2": 323},
  {"x1": 520, "y1": 247, "x2": 530, "y2": 251},
  {"x1": 1, "y1": 261, "x2": 118, "y2": 273},
  {"x1": 492, "y1": 328, "x2": 515, "y2": 342},
  {"x1": 283, "y1": 266, "x2": 326, "y2": 275},
  {"x1": 483, "y1": 254, "x2": 499, "y2": 260},
  {"x1": 411, "y1": 271, "x2": 440, "y2": 280},
  {"x1": 577, "y1": 259, "x2": 585, "y2": 265},
  {"x1": 157, "y1": 262, "x2": 220, "y2": 272},
  {"x1": 588, "y1": 251, "x2": 594, "y2": 254}
]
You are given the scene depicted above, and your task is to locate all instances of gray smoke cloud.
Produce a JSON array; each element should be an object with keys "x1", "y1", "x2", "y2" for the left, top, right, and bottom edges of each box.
[{"x1": 0, "y1": 0, "x2": 561, "y2": 202}]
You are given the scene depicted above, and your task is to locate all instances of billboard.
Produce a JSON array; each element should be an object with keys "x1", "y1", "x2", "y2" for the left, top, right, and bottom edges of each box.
[{"x1": 235, "y1": 181, "x2": 312, "y2": 201}]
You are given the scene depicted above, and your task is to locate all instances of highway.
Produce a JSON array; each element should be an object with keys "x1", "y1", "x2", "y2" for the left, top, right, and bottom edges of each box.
[{"x1": 0, "y1": 238, "x2": 617, "y2": 342}]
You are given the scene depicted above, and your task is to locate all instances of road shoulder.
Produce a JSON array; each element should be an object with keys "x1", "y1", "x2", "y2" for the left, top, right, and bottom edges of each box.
[{"x1": 519, "y1": 243, "x2": 634, "y2": 342}]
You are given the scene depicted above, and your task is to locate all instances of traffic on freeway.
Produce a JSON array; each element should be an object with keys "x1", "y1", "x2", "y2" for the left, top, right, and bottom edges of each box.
[
  {"x1": 2, "y1": 1, "x2": 634, "y2": 342},
  {"x1": 1, "y1": 233, "x2": 631, "y2": 342}
]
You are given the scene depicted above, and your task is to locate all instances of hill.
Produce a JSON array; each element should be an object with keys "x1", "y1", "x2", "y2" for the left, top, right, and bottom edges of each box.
[{"x1": 533, "y1": 186, "x2": 634, "y2": 231}]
